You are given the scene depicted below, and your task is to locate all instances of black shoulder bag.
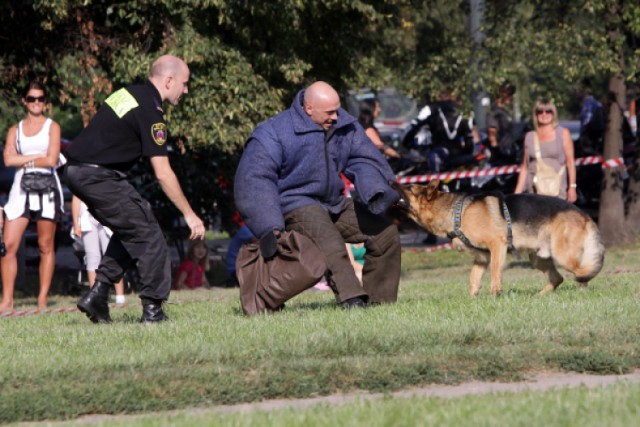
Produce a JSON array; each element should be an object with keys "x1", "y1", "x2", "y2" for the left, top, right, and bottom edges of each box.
[{"x1": 16, "y1": 124, "x2": 57, "y2": 194}]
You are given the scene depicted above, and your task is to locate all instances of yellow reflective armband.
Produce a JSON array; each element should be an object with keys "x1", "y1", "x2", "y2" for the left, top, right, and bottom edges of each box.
[{"x1": 105, "y1": 88, "x2": 139, "y2": 118}]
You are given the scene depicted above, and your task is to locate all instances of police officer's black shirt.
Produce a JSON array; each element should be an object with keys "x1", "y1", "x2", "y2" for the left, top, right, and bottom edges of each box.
[
  {"x1": 65, "y1": 80, "x2": 168, "y2": 171},
  {"x1": 427, "y1": 100, "x2": 473, "y2": 156}
]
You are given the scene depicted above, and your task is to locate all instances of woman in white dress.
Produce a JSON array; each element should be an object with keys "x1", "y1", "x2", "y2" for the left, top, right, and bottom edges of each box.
[{"x1": 0, "y1": 80, "x2": 63, "y2": 311}]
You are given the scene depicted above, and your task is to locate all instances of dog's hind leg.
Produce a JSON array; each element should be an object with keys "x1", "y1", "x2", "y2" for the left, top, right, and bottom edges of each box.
[
  {"x1": 529, "y1": 254, "x2": 563, "y2": 295},
  {"x1": 469, "y1": 253, "x2": 489, "y2": 297}
]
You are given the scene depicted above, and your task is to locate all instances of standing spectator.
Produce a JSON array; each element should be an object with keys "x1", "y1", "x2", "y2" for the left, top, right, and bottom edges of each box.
[
  {"x1": 64, "y1": 55, "x2": 205, "y2": 323},
  {"x1": 578, "y1": 80, "x2": 606, "y2": 155},
  {"x1": 173, "y1": 239, "x2": 211, "y2": 290},
  {"x1": 71, "y1": 196, "x2": 126, "y2": 305},
  {"x1": 487, "y1": 82, "x2": 518, "y2": 165},
  {"x1": 358, "y1": 98, "x2": 401, "y2": 159},
  {"x1": 0, "y1": 80, "x2": 62, "y2": 311},
  {"x1": 514, "y1": 99, "x2": 577, "y2": 203},
  {"x1": 234, "y1": 81, "x2": 402, "y2": 309}
]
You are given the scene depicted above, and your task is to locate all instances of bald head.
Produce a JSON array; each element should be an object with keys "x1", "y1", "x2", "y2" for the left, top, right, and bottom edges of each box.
[
  {"x1": 303, "y1": 81, "x2": 340, "y2": 129},
  {"x1": 148, "y1": 55, "x2": 190, "y2": 106},
  {"x1": 150, "y1": 55, "x2": 187, "y2": 79}
]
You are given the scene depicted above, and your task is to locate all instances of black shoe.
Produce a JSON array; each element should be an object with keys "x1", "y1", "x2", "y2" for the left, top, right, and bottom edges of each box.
[
  {"x1": 140, "y1": 303, "x2": 169, "y2": 323},
  {"x1": 77, "y1": 281, "x2": 112, "y2": 323},
  {"x1": 342, "y1": 296, "x2": 367, "y2": 309}
]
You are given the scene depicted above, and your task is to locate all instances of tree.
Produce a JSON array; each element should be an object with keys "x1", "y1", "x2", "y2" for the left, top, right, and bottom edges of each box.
[
  {"x1": 2, "y1": 0, "x2": 638, "y2": 246},
  {"x1": 477, "y1": 0, "x2": 640, "y2": 246},
  {"x1": 0, "y1": 0, "x2": 412, "y2": 232}
]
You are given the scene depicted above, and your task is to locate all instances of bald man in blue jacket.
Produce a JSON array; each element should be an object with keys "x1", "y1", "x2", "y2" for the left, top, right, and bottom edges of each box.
[{"x1": 235, "y1": 81, "x2": 401, "y2": 309}]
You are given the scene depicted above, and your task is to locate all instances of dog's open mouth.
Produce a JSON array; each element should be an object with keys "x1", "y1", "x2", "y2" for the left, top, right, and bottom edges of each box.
[
  {"x1": 390, "y1": 181, "x2": 410, "y2": 211},
  {"x1": 395, "y1": 196, "x2": 409, "y2": 211}
]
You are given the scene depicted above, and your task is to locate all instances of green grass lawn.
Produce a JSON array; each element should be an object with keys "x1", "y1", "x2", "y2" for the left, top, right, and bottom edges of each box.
[
  {"x1": 28, "y1": 382, "x2": 640, "y2": 427},
  {"x1": 1, "y1": 241, "x2": 639, "y2": 425}
]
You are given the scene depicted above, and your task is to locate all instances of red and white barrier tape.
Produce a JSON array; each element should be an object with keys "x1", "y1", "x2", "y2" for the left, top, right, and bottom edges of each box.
[
  {"x1": 397, "y1": 164, "x2": 519, "y2": 185},
  {"x1": 575, "y1": 156, "x2": 602, "y2": 166},
  {"x1": 346, "y1": 156, "x2": 624, "y2": 190},
  {"x1": 601, "y1": 157, "x2": 625, "y2": 168}
]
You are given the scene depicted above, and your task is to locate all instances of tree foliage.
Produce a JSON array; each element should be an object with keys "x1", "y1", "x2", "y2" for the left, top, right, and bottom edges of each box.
[
  {"x1": 1, "y1": 0, "x2": 639, "y2": 243},
  {"x1": 0, "y1": 0, "x2": 413, "y2": 232}
]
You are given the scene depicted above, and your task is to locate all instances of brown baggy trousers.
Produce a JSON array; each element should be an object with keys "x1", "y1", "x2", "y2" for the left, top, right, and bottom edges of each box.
[{"x1": 284, "y1": 199, "x2": 401, "y2": 304}]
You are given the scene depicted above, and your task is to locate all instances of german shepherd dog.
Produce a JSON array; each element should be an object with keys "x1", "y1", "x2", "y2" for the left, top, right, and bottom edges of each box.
[{"x1": 394, "y1": 180, "x2": 605, "y2": 297}]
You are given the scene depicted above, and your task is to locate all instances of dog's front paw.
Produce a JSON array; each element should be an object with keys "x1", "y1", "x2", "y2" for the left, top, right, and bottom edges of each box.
[{"x1": 489, "y1": 287, "x2": 503, "y2": 296}]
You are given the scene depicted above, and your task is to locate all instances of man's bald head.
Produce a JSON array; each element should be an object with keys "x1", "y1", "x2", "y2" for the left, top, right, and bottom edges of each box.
[
  {"x1": 303, "y1": 81, "x2": 341, "y2": 129},
  {"x1": 150, "y1": 55, "x2": 187, "y2": 79},
  {"x1": 148, "y1": 55, "x2": 190, "y2": 106}
]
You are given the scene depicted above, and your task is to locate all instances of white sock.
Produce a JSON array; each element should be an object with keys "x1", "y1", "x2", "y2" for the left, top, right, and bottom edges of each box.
[{"x1": 115, "y1": 295, "x2": 126, "y2": 304}]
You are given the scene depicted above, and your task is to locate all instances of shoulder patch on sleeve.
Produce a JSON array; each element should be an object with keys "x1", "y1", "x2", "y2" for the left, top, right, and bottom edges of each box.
[
  {"x1": 151, "y1": 123, "x2": 167, "y2": 145},
  {"x1": 105, "y1": 88, "x2": 139, "y2": 118}
]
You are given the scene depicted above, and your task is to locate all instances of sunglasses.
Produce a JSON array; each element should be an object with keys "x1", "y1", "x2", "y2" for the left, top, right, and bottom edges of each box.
[
  {"x1": 536, "y1": 109, "x2": 553, "y2": 115},
  {"x1": 25, "y1": 95, "x2": 46, "y2": 103}
]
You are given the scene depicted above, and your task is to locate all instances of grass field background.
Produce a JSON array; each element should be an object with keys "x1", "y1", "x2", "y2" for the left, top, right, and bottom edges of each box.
[{"x1": 1, "y1": 241, "x2": 639, "y2": 425}]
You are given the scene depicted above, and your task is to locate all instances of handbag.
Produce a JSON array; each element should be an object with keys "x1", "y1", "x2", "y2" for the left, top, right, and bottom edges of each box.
[
  {"x1": 21, "y1": 172, "x2": 57, "y2": 193},
  {"x1": 532, "y1": 133, "x2": 565, "y2": 197},
  {"x1": 236, "y1": 230, "x2": 327, "y2": 315}
]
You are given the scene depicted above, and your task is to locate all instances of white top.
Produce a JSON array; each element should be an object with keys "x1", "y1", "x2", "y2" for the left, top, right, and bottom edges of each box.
[
  {"x1": 77, "y1": 201, "x2": 113, "y2": 237},
  {"x1": 4, "y1": 118, "x2": 64, "y2": 221},
  {"x1": 78, "y1": 201, "x2": 92, "y2": 232}
]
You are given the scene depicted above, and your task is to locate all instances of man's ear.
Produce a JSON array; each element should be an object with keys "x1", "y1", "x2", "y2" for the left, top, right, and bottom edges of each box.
[
  {"x1": 164, "y1": 75, "x2": 174, "y2": 91},
  {"x1": 303, "y1": 102, "x2": 312, "y2": 117}
]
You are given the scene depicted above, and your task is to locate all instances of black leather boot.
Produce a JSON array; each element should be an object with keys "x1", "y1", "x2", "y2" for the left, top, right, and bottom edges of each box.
[
  {"x1": 140, "y1": 303, "x2": 169, "y2": 323},
  {"x1": 342, "y1": 296, "x2": 368, "y2": 309},
  {"x1": 77, "y1": 281, "x2": 112, "y2": 323}
]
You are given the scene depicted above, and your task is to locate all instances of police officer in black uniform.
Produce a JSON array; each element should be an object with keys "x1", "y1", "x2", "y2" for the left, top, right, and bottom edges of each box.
[{"x1": 65, "y1": 55, "x2": 205, "y2": 323}]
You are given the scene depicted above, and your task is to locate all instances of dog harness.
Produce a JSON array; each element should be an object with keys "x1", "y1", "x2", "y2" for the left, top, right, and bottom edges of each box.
[{"x1": 447, "y1": 198, "x2": 518, "y2": 256}]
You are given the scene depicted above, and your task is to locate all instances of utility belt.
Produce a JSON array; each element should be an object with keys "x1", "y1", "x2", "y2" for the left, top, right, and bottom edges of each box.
[
  {"x1": 66, "y1": 161, "x2": 128, "y2": 179},
  {"x1": 66, "y1": 160, "x2": 106, "y2": 169}
]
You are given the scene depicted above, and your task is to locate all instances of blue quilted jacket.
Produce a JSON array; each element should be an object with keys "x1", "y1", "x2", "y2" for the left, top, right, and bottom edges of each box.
[{"x1": 234, "y1": 89, "x2": 399, "y2": 239}]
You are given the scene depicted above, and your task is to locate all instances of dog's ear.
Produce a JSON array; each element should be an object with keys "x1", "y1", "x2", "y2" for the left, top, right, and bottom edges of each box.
[{"x1": 425, "y1": 179, "x2": 440, "y2": 201}]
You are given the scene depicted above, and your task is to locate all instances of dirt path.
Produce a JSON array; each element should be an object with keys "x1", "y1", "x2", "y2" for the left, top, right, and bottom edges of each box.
[
  {"x1": 58, "y1": 370, "x2": 640, "y2": 424},
  {"x1": 211, "y1": 370, "x2": 640, "y2": 412}
]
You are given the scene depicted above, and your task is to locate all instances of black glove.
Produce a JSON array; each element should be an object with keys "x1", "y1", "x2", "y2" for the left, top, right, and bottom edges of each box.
[{"x1": 259, "y1": 230, "x2": 281, "y2": 259}]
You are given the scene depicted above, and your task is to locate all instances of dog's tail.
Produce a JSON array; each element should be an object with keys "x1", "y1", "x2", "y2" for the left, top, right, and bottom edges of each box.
[{"x1": 574, "y1": 221, "x2": 605, "y2": 283}]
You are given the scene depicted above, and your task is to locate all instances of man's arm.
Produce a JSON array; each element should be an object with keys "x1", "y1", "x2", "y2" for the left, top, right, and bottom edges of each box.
[
  {"x1": 486, "y1": 110, "x2": 499, "y2": 148},
  {"x1": 71, "y1": 195, "x2": 83, "y2": 238},
  {"x1": 150, "y1": 155, "x2": 205, "y2": 240},
  {"x1": 345, "y1": 125, "x2": 400, "y2": 214},
  {"x1": 234, "y1": 136, "x2": 285, "y2": 239}
]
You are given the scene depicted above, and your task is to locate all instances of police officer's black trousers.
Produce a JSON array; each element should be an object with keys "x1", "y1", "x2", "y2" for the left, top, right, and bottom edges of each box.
[
  {"x1": 65, "y1": 165, "x2": 171, "y2": 302},
  {"x1": 284, "y1": 199, "x2": 401, "y2": 304}
]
